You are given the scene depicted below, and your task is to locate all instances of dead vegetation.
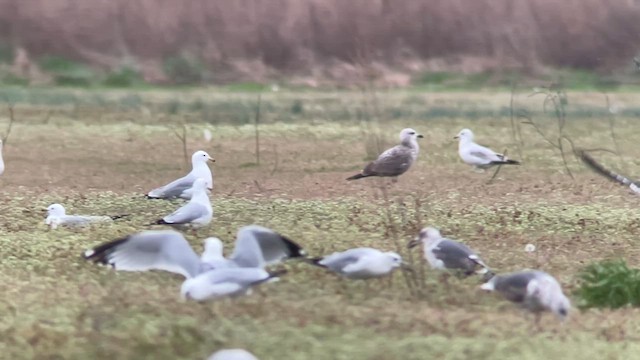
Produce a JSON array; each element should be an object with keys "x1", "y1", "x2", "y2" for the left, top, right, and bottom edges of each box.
[{"x1": 1, "y1": 0, "x2": 640, "y2": 85}]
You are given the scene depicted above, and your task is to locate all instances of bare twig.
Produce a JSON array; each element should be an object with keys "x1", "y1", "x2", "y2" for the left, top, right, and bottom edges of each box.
[
  {"x1": 3, "y1": 105, "x2": 15, "y2": 144},
  {"x1": 509, "y1": 82, "x2": 523, "y2": 159},
  {"x1": 172, "y1": 122, "x2": 188, "y2": 169},
  {"x1": 603, "y1": 94, "x2": 622, "y2": 162},
  {"x1": 487, "y1": 149, "x2": 508, "y2": 184},
  {"x1": 270, "y1": 144, "x2": 279, "y2": 176},
  {"x1": 254, "y1": 94, "x2": 262, "y2": 165}
]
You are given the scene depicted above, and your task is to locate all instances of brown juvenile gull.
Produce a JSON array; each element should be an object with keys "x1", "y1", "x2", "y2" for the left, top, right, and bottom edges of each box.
[
  {"x1": 481, "y1": 270, "x2": 571, "y2": 325},
  {"x1": 408, "y1": 227, "x2": 490, "y2": 276},
  {"x1": 346, "y1": 128, "x2": 423, "y2": 181},
  {"x1": 455, "y1": 128, "x2": 520, "y2": 171}
]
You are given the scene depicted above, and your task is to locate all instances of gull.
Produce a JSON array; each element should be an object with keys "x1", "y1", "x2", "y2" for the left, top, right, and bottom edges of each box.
[
  {"x1": 308, "y1": 247, "x2": 408, "y2": 279},
  {"x1": 151, "y1": 178, "x2": 212, "y2": 228},
  {"x1": 147, "y1": 150, "x2": 215, "y2": 199},
  {"x1": 82, "y1": 225, "x2": 305, "y2": 278},
  {"x1": 346, "y1": 128, "x2": 423, "y2": 181},
  {"x1": 481, "y1": 270, "x2": 571, "y2": 325},
  {"x1": 455, "y1": 128, "x2": 520, "y2": 171},
  {"x1": 45, "y1": 203, "x2": 128, "y2": 230},
  {"x1": 208, "y1": 349, "x2": 259, "y2": 360},
  {"x1": 407, "y1": 227, "x2": 490, "y2": 276},
  {"x1": 83, "y1": 225, "x2": 302, "y2": 301}
]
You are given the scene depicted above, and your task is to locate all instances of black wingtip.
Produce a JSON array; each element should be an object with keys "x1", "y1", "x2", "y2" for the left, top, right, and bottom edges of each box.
[
  {"x1": 110, "y1": 214, "x2": 131, "y2": 221},
  {"x1": 83, "y1": 236, "x2": 130, "y2": 264},
  {"x1": 279, "y1": 235, "x2": 307, "y2": 259},
  {"x1": 302, "y1": 257, "x2": 326, "y2": 268},
  {"x1": 491, "y1": 159, "x2": 520, "y2": 166}
]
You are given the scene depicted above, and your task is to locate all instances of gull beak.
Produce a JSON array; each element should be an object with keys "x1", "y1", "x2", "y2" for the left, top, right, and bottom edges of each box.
[
  {"x1": 417, "y1": 134, "x2": 424, "y2": 139},
  {"x1": 407, "y1": 238, "x2": 420, "y2": 249},
  {"x1": 208, "y1": 156, "x2": 216, "y2": 163},
  {"x1": 453, "y1": 135, "x2": 459, "y2": 140},
  {"x1": 400, "y1": 262, "x2": 414, "y2": 272}
]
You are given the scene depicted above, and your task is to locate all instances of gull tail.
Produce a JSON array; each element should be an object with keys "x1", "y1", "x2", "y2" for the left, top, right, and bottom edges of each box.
[
  {"x1": 303, "y1": 257, "x2": 327, "y2": 268},
  {"x1": 147, "y1": 219, "x2": 169, "y2": 226},
  {"x1": 579, "y1": 151, "x2": 639, "y2": 193},
  {"x1": 346, "y1": 173, "x2": 370, "y2": 181},
  {"x1": 490, "y1": 159, "x2": 520, "y2": 166}
]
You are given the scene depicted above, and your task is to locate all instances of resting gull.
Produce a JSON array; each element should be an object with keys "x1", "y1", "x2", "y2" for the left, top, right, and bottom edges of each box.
[
  {"x1": 408, "y1": 227, "x2": 490, "y2": 276},
  {"x1": 346, "y1": 128, "x2": 423, "y2": 181},
  {"x1": 455, "y1": 128, "x2": 520, "y2": 171},
  {"x1": 152, "y1": 178, "x2": 212, "y2": 228},
  {"x1": 208, "y1": 349, "x2": 259, "y2": 360},
  {"x1": 481, "y1": 270, "x2": 571, "y2": 323},
  {"x1": 308, "y1": 247, "x2": 409, "y2": 279},
  {"x1": 181, "y1": 267, "x2": 285, "y2": 301},
  {"x1": 45, "y1": 203, "x2": 128, "y2": 230},
  {"x1": 147, "y1": 150, "x2": 215, "y2": 199}
]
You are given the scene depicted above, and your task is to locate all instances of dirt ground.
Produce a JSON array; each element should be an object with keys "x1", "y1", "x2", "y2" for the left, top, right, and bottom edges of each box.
[{"x1": 0, "y1": 90, "x2": 639, "y2": 359}]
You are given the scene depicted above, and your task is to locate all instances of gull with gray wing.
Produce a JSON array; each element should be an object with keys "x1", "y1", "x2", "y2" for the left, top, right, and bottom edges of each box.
[
  {"x1": 152, "y1": 178, "x2": 213, "y2": 228},
  {"x1": 83, "y1": 225, "x2": 302, "y2": 301},
  {"x1": 147, "y1": 150, "x2": 215, "y2": 199},
  {"x1": 455, "y1": 128, "x2": 519, "y2": 171},
  {"x1": 45, "y1": 203, "x2": 128, "y2": 230},
  {"x1": 408, "y1": 227, "x2": 490, "y2": 276},
  {"x1": 308, "y1": 247, "x2": 409, "y2": 279},
  {"x1": 481, "y1": 270, "x2": 571, "y2": 324},
  {"x1": 346, "y1": 128, "x2": 423, "y2": 181}
]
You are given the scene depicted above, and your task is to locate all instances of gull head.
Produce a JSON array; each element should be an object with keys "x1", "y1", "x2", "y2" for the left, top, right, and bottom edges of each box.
[
  {"x1": 202, "y1": 237, "x2": 225, "y2": 261},
  {"x1": 399, "y1": 128, "x2": 424, "y2": 142},
  {"x1": 408, "y1": 226, "x2": 442, "y2": 248},
  {"x1": 46, "y1": 203, "x2": 66, "y2": 217},
  {"x1": 192, "y1": 150, "x2": 215, "y2": 165},
  {"x1": 384, "y1": 251, "x2": 405, "y2": 270},
  {"x1": 454, "y1": 128, "x2": 474, "y2": 142}
]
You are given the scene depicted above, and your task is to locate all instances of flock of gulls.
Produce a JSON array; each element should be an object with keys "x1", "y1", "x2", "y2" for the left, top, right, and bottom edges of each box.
[{"x1": 40, "y1": 126, "x2": 609, "y2": 359}]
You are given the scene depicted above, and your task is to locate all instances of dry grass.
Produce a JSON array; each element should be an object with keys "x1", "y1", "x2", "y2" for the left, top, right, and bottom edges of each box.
[
  {"x1": 1, "y1": 0, "x2": 640, "y2": 84},
  {"x1": 0, "y1": 89, "x2": 640, "y2": 358}
]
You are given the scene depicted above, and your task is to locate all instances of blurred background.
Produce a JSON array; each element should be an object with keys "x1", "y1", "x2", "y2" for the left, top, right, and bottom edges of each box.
[{"x1": 1, "y1": 0, "x2": 639, "y2": 90}]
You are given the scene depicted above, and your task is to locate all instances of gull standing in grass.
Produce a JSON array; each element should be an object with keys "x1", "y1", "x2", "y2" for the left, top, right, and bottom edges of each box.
[
  {"x1": 455, "y1": 128, "x2": 520, "y2": 171},
  {"x1": 146, "y1": 150, "x2": 215, "y2": 199},
  {"x1": 308, "y1": 247, "x2": 409, "y2": 279},
  {"x1": 45, "y1": 204, "x2": 128, "y2": 230},
  {"x1": 208, "y1": 349, "x2": 259, "y2": 360},
  {"x1": 407, "y1": 227, "x2": 490, "y2": 276},
  {"x1": 346, "y1": 128, "x2": 423, "y2": 181},
  {"x1": 83, "y1": 225, "x2": 302, "y2": 300},
  {"x1": 480, "y1": 270, "x2": 571, "y2": 326},
  {"x1": 152, "y1": 178, "x2": 212, "y2": 228}
]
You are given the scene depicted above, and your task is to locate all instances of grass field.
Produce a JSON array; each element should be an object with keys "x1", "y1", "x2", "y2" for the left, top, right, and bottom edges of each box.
[{"x1": 0, "y1": 88, "x2": 639, "y2": 359}]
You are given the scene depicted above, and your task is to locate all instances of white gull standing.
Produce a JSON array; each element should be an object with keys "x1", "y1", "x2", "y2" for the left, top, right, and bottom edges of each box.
[
  {"x1": 147, "y1": 150, "x2": 215, "y2": 199},
  {"x1": 455, "y1": 128, "x2": 519, "y2": 171},
  {"x1": 408, "y1": 227, "x2": 490, "y2": 276},
  {"x1": 346, "y1": 128, "x2": 423, "y2": 181}
]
